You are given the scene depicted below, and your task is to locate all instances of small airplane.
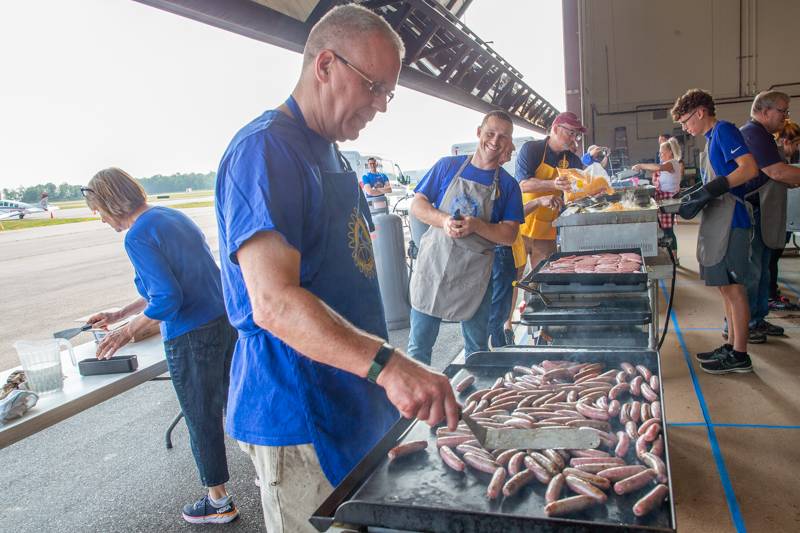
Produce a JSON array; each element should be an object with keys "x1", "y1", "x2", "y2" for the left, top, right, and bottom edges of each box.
[{"x1": 0, "y1": 199, "x2": 60, "y2": 220}]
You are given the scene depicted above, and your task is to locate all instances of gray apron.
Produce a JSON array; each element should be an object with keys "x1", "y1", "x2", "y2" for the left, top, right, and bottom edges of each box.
[
  {"x1": 410, "y1": 157, "x2": 499, "y2": 321},
  {"x1": 746, "y1": 179, "x2": 788, "y2": 249},
  {"x1": 696, "y1": 134, "x2": 752, "y2": 267}
]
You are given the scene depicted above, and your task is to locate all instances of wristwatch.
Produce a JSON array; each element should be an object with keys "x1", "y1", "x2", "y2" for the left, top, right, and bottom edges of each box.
[{"x1": 367, "y1": 342, "x2": 395, "y2": 383}]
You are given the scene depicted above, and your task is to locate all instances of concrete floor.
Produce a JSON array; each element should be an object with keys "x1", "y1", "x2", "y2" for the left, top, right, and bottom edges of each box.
[{"x1": 2, "y1": 213, "x2": 800, "y2": 532}]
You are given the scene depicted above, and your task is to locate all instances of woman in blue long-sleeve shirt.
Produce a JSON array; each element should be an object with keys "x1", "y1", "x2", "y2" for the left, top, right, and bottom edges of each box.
[{"x1": 83, "y1": 167, "x2": 239, "y2": 525}]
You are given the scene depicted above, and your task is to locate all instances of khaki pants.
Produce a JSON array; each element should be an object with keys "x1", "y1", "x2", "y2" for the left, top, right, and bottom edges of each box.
[
  {"x1": 238, "y1": 441, "x2": 333, "y2": 533},
  {"x1": 522, "y1": 236, "x2": 557, "y2": 269}
]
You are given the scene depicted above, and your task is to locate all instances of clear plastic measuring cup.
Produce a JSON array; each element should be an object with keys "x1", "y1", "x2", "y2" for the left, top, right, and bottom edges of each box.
[{"x1": 13, "y1": 339, "x2": 77, "y2": 394}]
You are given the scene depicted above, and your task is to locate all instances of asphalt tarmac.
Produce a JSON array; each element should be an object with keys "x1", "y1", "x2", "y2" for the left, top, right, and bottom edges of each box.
[{"x1": 0, "y1": 204, "x2": 465, "y2": 532}]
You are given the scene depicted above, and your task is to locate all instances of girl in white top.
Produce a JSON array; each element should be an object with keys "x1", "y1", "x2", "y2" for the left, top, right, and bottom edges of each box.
[{"x1": 632, "y1": 137, "x2": 683, "y2": 193}]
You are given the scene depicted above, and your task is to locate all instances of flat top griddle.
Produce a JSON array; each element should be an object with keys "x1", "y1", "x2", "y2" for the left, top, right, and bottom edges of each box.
[
  {"x1": 523, "y1": 248, "x2": 648, "y2": 292},
  {"x1": 311, "y1": 348, "x2": 675, "y2": 533}
]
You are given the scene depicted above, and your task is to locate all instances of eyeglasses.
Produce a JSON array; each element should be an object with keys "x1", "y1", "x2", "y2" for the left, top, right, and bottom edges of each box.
[
  {"x1": 558, "y1": 125, "x2": 583, "y2": 141},
  {"x1": 80, "y1": 186, "x2": 95, "y2": 197},
  {"x1": 774, "y1": 107, "x2": 790, "y2": 117},
  {"x1": 678, "y1": 109, "x2": 698, "y2": 128},
  {"x1": 331, "y1": 51, "x2": 395, "y2": 104}
]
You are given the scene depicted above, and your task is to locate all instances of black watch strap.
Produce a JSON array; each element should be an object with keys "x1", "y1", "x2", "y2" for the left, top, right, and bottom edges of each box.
[{"x1": 367, "y1": 342, "x2": 395, "y2": 383}]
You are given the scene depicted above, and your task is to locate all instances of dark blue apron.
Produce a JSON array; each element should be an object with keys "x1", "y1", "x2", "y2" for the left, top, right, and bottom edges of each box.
[{"x1": 283, "y1": 96, "x2": 398, "y2": 486}]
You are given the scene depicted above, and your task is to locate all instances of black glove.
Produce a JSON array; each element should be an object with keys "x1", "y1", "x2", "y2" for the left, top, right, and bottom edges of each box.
[{"x1": 678, "y1": 176, "x2": 730, "y2": 220}]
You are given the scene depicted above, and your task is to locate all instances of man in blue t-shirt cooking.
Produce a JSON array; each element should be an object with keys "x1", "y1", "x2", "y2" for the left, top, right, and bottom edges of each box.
[
  {"x1": 674, "y1": 89, "x2": 759, "y2": 374},
  {"x1": 408, "y1": 110, "x2": 523, "y2": 364},
  {"x1": 214, "y1": 6, "x2": 458, "y2": 531}
]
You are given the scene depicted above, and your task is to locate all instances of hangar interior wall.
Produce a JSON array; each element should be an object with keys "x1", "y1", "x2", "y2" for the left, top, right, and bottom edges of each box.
[{"x1": 577, "y1": 0, "x2": 800, "y2": 169}]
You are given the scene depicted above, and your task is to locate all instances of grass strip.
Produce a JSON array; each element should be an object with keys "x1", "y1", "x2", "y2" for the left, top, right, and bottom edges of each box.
[{"x1": 0, "y1": 217, "x2": 97, "y2": 231}]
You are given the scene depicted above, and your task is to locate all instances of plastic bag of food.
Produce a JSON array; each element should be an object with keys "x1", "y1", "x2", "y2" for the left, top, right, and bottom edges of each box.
[{"x1": 558, "y1": 167, "x2": 613, "y2": 202}]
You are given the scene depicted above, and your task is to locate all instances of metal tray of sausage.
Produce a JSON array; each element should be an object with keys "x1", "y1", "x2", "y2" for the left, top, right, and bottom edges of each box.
[
  {"x1": 310, "y1": 347, "x2": 676, "y2": 533},
  {"x1": 522, "y1": 248, "x2": 648, "y2": 292}
]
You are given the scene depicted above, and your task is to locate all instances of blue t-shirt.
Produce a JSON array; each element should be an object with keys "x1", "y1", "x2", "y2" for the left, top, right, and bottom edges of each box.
[
  {"x1": 740, "y1": 119, "x2": 783, "y2": 201},
  {"x1": 704, "y1": 120, "x2": 752, "y2": 229},
  {"x1": 414, "y1": 155, "x2": 524, "y2": 224},
  {"x1": 362, "y1": 171, "x2": 388, "y2": 196},
  {"x1": 124, "y1": 206, "x2": 226, "y2": 341},
  {"x1": 216, "y1": 108, "x2": 341, "y2": 447}
]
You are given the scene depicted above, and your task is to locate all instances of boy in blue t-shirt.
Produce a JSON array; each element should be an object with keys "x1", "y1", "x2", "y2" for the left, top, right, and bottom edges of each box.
[
  {"x1": 361, "y1": 157, "x2": 392, "y2": 197},
  {"x1": 673, "y1": 89, "x2": 759, "y2": 375}
]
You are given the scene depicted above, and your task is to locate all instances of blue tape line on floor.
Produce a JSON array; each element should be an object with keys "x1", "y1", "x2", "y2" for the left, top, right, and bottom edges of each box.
[
  {"x1": 679, "y1": 326, "x2": 800, "y2": 331},
  {"x1": 669, "y1": 422, "x2": 800, "y2": 430},
  {"x1": 659, "y1": 281, "x2": 747, "y2": 533}
]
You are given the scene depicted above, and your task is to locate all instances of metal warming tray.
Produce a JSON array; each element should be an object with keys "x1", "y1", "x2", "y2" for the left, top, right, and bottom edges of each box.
[
  {"x1": 521, "y1": 295, "x2": 652, "y2": 326},
  {"x1": 311, "y1": 348, "x2": 676, "y2": 533},
  {"x1": 555, "y1": 208, "x2": 659, "y2": 257},
  {"x1": 534, "y1": 325, "x2": 651, "y2": 349},
  {"x1": 523, "y1": 248, "x2": 648, "y2": 292}
]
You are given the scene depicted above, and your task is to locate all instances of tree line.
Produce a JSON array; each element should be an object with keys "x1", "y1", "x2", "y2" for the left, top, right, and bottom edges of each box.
[{"x1": 1, "y1": 172, "x2": 216, "y2": 203}]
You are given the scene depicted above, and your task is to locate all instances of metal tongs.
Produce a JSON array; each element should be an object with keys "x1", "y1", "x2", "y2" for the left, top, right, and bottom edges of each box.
[
  {"x1": 512, "y1": 280, "x2": 600, "y2": 309},
  {"x1": 674, "y1": 181, "x2": 704, "y2": 200}
]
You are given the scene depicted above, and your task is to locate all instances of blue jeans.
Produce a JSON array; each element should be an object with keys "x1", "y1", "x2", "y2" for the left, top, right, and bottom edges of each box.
[
  {"x1": 489, "y1": 246, "x2": 517, "y2": 348},
  {"x1": 164, "y1": 315, "x2": 237, "y2": 487},
  {"x1": 746, "y1": 213, "x2": 771, "y2": 326},
  {"x1": 407, "y1": 283, "x2": 493, "y2": 365}
]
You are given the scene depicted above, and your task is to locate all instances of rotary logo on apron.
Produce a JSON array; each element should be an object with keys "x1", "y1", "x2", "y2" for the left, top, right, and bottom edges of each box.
[{"x1": 347, "y1": 206, "x2": 376, "y2": 278}]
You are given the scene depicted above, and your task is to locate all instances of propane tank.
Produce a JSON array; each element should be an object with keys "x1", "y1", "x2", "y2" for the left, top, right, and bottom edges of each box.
[{"x1": 371, "y1": 211, "x2": 410, "y2": 330}]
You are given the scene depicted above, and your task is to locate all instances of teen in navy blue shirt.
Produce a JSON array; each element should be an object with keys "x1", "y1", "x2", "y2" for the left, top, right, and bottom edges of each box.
[{"x1": 84, "y1": 168, "x2": 238, "y2": 524}]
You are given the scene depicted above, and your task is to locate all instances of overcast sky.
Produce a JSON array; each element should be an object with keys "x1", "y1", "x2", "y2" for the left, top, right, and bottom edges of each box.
[{"x1": 0, "y1": 0, "x2": 565, "y2": 189}]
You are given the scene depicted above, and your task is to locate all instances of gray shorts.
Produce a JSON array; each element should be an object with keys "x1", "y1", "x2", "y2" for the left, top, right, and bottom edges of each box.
[{"x1": 699, "y1": 227, "x2": 751, "y2": 286}]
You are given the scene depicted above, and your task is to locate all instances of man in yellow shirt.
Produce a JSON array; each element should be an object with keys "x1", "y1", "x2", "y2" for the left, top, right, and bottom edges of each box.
[{"x1": 515, "y1": 112, "x2": 586, "y2": 268}]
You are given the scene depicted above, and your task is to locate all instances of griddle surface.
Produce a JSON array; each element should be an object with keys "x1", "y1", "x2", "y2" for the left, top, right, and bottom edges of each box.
[{"x1": 315, "y1": 349, "x2": 675, "y2": 533}]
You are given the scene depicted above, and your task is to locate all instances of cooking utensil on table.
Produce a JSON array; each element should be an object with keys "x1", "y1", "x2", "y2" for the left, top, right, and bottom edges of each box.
[
  {"x1": 461, "y1": 411, "x2": 601, "y2": 450},
  {"x1": 513, "y1": 281, "x2": 601, "y2": 309},
  {"x1": 53, "y1": 323, "x2": 92, "y2": 341}
]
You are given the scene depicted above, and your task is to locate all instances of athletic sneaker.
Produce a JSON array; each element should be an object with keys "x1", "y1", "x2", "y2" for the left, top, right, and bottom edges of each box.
[
  {"x1": 182, "y1": 494, "x2": 239, "y2": 524},
  {"x1": 700, "y1": 354, "x2": 753, "y2": 375},
  {"x1": 753, "y1": 320, "x2": 785, "y2": 337},
  {"x1": 721, "y1": 328, "x2": 766, "y2": 344},
  {"x1": 695, "y1": 344, "x2": 731, "y2": 363}
]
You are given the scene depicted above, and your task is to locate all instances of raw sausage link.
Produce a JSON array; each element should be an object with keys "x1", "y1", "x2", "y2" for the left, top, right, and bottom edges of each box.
[
  {"x1": 613, "y1": 469, "x2": 657, "y2": 495},
  {"x1": 597, "y1": 464, "x2": 647, "y2": 481},
  {"x1": 462, "y1": 452, "x2": 499, "y2": 474},
  {"x1": 565, "y1": 475, "x2": 608, "y2": 503},
  {"x1": 544, "y1": 495, "x2": 599, "y2": 517},
  {"x1": 635, "y1": 365, "x2": 653, "y2": 381},
  {"x1": 633, "y1": 484, "x2": 669, "y2": 517},
  {"x1": 524, "y1": 455, "x2": 553, "y2": 484},
  {"x1": 641, "y1": 452, "x2": 668, "y2": 483},
  {"x1": 615, "y1": 432, "x2": 630, "y2": 458},
  {"x1": 561, "y1": 468, "x2": 611, "y2": 490},
  {"x1": 438, "y1": 445, "x2": 465, "y2": 472},
  {"x1": 508, "y1": 451, "x2": 527, "y2": 475},
  {"x1": 388, "y1": 440, "x2": 428, "y2": 461},
  {"x1": 486, "y1": 467, "x2": 507, "y2": 500},
  {"x1": 502, "y1": 469, "x2": 536, "y2": 497},
  {"x1": 455, "y1": 375, "x2": 476, "y2": 393},
  {"x1": 545, "y1": 473, "x2": 566, "y2": 503},
  {"x1": 641, "y1": 383, "x2": 659, "y2": 402}
]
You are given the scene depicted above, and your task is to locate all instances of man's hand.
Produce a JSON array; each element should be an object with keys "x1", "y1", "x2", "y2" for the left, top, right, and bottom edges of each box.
[
  {"x1": 95, "y1": 325, "x2": 133, "y2": 359},
  {"x1": 87, "y1": 310, "x2": 123, "y2": 330},
  {"x1": 554, "y1": 176, "x2": 572, "y2": 191},
  {"x1": 376, "y1": 353, "x2": 460, "y2": 431},
  {"x1": 444, "y1": 215, "x2": 464, "y2": 238}
]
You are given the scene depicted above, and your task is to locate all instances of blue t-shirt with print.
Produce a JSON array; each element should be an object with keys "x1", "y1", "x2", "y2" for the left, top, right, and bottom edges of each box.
[
  {"x1": 704, "y1": 120, "x2": 752, "y2": 228},
  {"x1": 362, "y1": 172, "x2": 388, "y2": 196},
  {"x1": 414, "y1": 155, "x2": 524, "y2": 224}
]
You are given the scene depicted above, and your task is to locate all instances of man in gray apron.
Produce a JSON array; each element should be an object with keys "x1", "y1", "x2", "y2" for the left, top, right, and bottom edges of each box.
[
  {"x1": 408, "y1": 111, "x2": 524, "y2": 365},
  {"x1": 673, "y1": 89, "x2": 760, "y2": 374},
  {"x1": 739, "y1": 91, "x2": 800, "y2": 340}
]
